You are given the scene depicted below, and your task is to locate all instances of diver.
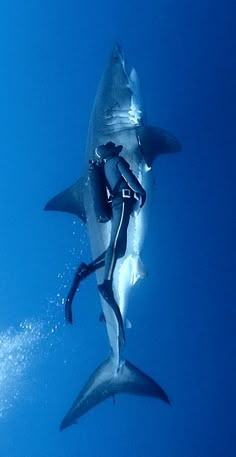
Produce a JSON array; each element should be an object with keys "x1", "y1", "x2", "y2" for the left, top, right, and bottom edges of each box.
[{"x1": 65, "y1": 141, "x2": 146, "y2": 334}]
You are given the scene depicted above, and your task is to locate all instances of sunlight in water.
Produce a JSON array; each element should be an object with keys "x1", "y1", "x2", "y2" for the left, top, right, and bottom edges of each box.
[
  {"x1": 0, "y1": 316, "x2": 65, "y2": 419},
  {"x1": 0, "y1": 220, "x2": 85, "y2": 419},
  {"x1": 0, "y1": 320, "x2": 44, "y2": 417}
]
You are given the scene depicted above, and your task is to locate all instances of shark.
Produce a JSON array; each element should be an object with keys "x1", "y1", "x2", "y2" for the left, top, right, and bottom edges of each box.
[{"x1": 45, "y1": 44, "x2": 181, "y2": 430}]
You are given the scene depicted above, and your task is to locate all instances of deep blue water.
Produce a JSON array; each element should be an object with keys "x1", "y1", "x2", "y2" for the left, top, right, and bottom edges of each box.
[{"x1": 0, "y1": 1, "x2": 236, "y2": 456}]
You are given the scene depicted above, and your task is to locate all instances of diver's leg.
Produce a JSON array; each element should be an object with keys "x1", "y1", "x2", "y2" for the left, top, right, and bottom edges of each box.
[
  {"x1": 65, "y1": 262, "x2": 88, "y2": 323},
  {"x1": 98, "y1": 200, "x2": 132, "y2": 344},
  {"x1": 87, "y1": 252, "x2": 106, "y2": 273},
  {"x1": 65, "y1": 252, "x2": 106, "y2": 324},
  {"x1": 98, "y1": 281, "x2": 126, "y2": 345},
  {"x1": 104, "y1": 200, "x2": 131, "y2": 282}
]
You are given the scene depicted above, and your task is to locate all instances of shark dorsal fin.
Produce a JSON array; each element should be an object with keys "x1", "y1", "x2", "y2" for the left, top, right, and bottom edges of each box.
[
  {"x1": 44, "y1": 177, "x2": 87, "y2": 223},
  {"x1": 136, "y1": 126, "x2": 181, "y2": 167}
]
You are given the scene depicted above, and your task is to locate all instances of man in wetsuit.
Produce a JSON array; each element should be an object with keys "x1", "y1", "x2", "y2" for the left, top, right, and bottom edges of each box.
[{"x1": 65, "y1": 141, "x2": 146, "y2": 330}]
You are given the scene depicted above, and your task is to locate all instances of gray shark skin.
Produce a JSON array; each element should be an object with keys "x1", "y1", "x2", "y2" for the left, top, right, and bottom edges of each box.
[{"x1": 45, "y1": 44, "x2": 180, "y2": 429}]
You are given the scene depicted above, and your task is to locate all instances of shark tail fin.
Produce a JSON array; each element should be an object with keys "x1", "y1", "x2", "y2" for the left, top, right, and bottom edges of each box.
[{"x1": 60, "y1": 357, "x2": 169, "y2": 431}]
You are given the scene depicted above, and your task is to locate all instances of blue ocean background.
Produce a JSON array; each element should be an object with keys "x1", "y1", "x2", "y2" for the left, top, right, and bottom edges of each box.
[{"x1": 0, "y1": 1, "x2": 235, "y2": 456}]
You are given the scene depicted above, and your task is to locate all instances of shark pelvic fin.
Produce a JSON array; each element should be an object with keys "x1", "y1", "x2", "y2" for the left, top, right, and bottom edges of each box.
[
  {"x1": 131, "y1": 255, "x2": 147, "y2": 285},
  {"x1": 60, "y1": 357, "x2": 170, "y2": 431},
  {"x1": 44, "y1": 177, "x2": 87, "y2": 223},
  {"x1": 99, "y1": 312, "x2": 132, "y2": 329},
  {"x1": 136, "y1": 125, "x2": 182, "y2": 167}
]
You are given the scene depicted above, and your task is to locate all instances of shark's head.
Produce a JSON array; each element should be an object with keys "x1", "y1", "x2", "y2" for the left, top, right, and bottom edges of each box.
[{"x1": 93, "y1": 44, "x2": 132, "y2": 126}]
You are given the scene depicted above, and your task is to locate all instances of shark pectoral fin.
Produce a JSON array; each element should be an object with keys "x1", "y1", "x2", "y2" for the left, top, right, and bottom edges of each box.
[
  {"x1": 136, "y1": 126, "x2": 182, "y2": 167},
  {"x1": 44, "y1": 177, "x2": 87, "y2": 223},
  {"x1": 60, "y1": 357, "x2": 170, "y2": 431}
]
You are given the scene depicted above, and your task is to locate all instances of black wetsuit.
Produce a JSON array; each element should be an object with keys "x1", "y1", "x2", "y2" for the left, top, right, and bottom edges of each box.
[
  {"x1": 101, "y1": 155, "x2": 145, "y2": 280},
  {"x1": 65, "y1": 153, "x2": 146, "y2": 336}
]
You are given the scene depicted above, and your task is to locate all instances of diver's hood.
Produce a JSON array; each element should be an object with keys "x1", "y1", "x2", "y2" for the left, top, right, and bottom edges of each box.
[{"x1": 96, "y1": 142, "x2": 123, "y2": 159}]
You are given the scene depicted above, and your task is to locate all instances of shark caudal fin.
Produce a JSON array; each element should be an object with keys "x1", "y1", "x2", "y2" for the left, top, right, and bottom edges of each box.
[{"x1": 60, "y1": 357, "x2": 169, "y2": 431}]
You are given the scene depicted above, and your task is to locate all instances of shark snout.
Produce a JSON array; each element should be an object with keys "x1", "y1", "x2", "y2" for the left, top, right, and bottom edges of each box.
[{"x1": 112, "y1": 42, "x2": 124, "y2": 63}]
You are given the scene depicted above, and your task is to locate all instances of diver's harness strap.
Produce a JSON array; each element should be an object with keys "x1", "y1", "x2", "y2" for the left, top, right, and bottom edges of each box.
[
  {"x1": 118, "y1": 188, "x2": 138, "y2": 199},
  {"x1": 98, "y1": 160, "x2": 139, "y2": 202},
  {"x1": 106, "y1": 173, "x2": 140, "y2": 201},
  {"x1": 107, "y1": 187, "x2": 139, "y2": 202}
]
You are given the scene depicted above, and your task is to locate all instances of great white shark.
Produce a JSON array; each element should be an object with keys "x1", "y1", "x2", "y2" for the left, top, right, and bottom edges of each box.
[{"x1": 45, "y1": 44, "x2": 181, "y2": 430}]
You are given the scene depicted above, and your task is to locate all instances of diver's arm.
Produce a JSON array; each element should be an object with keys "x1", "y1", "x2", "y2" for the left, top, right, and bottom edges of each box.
[{"x1": 117, "y1": 157, "x2": 146, "y2": 207}]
